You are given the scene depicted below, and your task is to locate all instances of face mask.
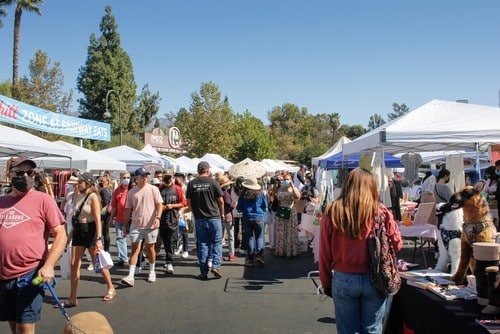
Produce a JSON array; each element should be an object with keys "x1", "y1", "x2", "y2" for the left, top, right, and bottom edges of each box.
[
  {"x1": 282, "y1": 180, "x2": 290, "y2": 187},
  {"x1": 122, "y1": 179, "x2": 130, "y2": 186},
  {"x1": 496, "y1": 171, "x2": 500, "y2": 176},
  {"x1": 11, "y1": 175, "x2": 34, "y2": 193}
]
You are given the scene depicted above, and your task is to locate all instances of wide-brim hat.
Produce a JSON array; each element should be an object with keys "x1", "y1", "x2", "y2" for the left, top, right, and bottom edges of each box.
[
  {"x1": 242, "y1": 177, "x2": 261, "y2": 190},
  {"x1": 78, "y1": 172, "x2": 95, "y2": 185},
  {"x1": 66, "y1": 176, "x2": 79, "y2": 184},
  {"x1": 218, "y1": 175, "x2": 233, "y2": 188}
]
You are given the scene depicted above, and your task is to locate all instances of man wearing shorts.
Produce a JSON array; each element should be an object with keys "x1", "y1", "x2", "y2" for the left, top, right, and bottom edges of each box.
[
  {"x1": 121, "y1": 167, "x2": 163, "y2": 286},
  {"x1": 0, "y1": 156, "x2": 67, "y2": 333}
]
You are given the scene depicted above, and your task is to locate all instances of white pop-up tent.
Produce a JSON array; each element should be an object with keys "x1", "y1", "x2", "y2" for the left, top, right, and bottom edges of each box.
[
  {"x1": 200, "y1": 153, "x2": 233, "y2": 170},
  {"x1": 0, "y1": 124, "x2": 71, "y2": 159},
  {"x1": 311, "y1": 136, "x2": 352, "y2": 167},
  {"x1": 33, "y1": 141, "x2": 126, "y2": 171},
  {"x1": 343, "y1": 99, "x2": 500, "y2": 155},
  {"x1": 98, "y1": 145, "x2": 163, "y2": 171},
  {"x1": 140, "y1": 144, "x2": 175, "y2": 169}
]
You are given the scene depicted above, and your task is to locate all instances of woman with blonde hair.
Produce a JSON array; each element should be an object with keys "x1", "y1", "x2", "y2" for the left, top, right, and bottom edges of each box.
[
  {"x1": 319, "y1": 168, "x2": 402, "y2": 334},
  {"x1": 62, "y1": 172, "x2": 116, "y2": 307}
]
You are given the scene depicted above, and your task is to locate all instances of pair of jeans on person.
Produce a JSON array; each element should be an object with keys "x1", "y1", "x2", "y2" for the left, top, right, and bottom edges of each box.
[
  {"x1": 222, "y1": 220, "x2": 235, "y2": 255},
  {"x1": 114, "y1": 222, "x2": 128, "y2": 262},
  {"x1": 195, "y1": 217, "x2": 223, "y2": 276},
  {"x1": 332, "y1": 271, "x2": 387, "y2": 334},
  {"x1": 242, "y1": 218, "x2": 264, "y2": 260}
]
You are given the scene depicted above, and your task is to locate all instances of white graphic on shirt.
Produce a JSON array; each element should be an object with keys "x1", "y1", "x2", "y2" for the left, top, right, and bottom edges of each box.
[{"x1": 0, "y1": 207, "x2": 30, "y2": 229}]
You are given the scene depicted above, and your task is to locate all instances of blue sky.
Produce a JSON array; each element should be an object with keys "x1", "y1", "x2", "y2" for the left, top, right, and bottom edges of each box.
[{"x1": 0, "y1": 1, "x2": 499, "y2": 127}]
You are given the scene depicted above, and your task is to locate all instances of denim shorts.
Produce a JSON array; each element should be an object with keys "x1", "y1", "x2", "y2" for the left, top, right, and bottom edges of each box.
[
  {"x1": 0, "y1": 267, "x2": 44, "y2": 323},
  {"x1": 72, "y1": 221, "x2": 97, "y2": 248}
]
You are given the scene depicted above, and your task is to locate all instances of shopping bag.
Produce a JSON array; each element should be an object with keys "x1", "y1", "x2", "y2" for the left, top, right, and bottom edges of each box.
[
  {"x1": 98, "y1": 250, "x2": 114, "y2": 270},
  {"x1": 60, "y1": 245, "x2": 71, "y2": 279}
]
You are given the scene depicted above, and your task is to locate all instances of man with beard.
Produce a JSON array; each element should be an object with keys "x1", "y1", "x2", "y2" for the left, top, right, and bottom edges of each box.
[{"x1": 0, "y1": 156, "x2": 67, "y2": 334}]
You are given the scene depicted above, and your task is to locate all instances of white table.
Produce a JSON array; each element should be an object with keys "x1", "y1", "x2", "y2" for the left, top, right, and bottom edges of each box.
[{"x1": 399, "y1": 223, "x2": 438, "y2": 267}]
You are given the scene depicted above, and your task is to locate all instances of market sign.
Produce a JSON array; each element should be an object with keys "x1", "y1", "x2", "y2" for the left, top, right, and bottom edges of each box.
[
  {"x1": 144, "y1": 127, "x2": 183, "y2": 154},
  {"x1": 0, "y1": 94, "x2": 110, "y2": 141}
]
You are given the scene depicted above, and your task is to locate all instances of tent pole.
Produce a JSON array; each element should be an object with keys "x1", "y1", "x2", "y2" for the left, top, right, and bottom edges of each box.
[{"x1": 475, "y1": 142, "x2": 480, "y2": 177}]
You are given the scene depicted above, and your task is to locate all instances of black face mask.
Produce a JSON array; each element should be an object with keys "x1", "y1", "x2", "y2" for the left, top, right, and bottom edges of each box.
[{"x1": 11, "y1": 175, "x2": 34, "y2": 193}]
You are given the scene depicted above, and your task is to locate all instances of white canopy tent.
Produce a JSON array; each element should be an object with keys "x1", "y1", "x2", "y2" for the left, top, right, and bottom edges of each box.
[
  {"x1": 174, "y1": 156, "x2": 198, "y2": 174},
  {"x1": 98, "y1": 145, "x2": 163, "y2": 171},
  {"x1": 200, "y1": 153, "x2": 233, "y2": 171},
  {"x1": 311, "y1": 136, "x2": 352, "y2": 167},
  {"x1": 0, "y1": 124, "x2": 71, "y2": 159},
  {"x1": 33, "y1": 141, "x2": 126, "y2": 171},
  {"x1": 140, "y1": 144, "x2": 175, "y2": 169},
  {"x1": 343, "y1": 99, "x2": 500, "y2": 156}
]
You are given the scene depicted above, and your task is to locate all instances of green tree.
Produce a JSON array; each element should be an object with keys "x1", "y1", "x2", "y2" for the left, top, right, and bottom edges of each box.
[
  {"x1": 232, "y1": 110, "x2": 275, "y2": 161},
  {"x1": 3, "y1": 0, "x2": 44, "y2": 86},
  {"x1": 367, "y1": 113, "x2": 386, "y2": 131},
  {"x1": 16, "y1": 50, "x2": 73, "y2": 113},
  {"x1": 388, "y1": 102, "x2": 410, "y2": 121},
  {"x1": 14, "y1": 50, "x2": 73, "y2": 141},
  {"x1": 77, "y1": 6, "x2": 138, "y2": 144},
  {"x1": 174, "y1": 82, "x2": 235, "y2": 158},
  {"x1": 338, "y1": 124, "x2": 367, "y2": 139},
  {"x1": 0, "y1": 80, "x2": 12, "y2": 96},
  {"x1": 136, "y1": 83, "x2": 161, "y2": 130},
  {"x1": 0, "y1": 4, "x2": 7, "y2": 29},
  {"x1": 268, "y1": 103, "x2": 309, "y2": 160}
]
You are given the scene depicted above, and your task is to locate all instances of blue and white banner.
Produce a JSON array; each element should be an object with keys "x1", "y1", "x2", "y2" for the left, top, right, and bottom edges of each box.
[{"x1": 0, "y1": 94, "x2": 111, "y2": 141}]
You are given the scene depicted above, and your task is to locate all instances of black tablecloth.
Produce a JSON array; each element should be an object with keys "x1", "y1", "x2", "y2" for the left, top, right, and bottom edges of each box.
[{"x1": 386, "y1": 280, "x2": 490, "y2": 334}]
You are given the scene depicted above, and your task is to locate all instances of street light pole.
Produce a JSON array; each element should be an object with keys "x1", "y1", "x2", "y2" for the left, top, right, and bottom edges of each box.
[{"x1": 105, "y1": 90, "x2": 122, "y2": 146}]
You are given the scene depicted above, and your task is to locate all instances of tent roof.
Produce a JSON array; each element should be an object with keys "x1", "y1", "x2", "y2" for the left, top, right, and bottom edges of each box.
[
  {"x1": 311, "y1": 136, "x2": 351, "y2": 166},
  {"x1": 343, "y1": 99, "x2": 500, "y2": 155},
  {"x1": 319, "y1": 152, "x2": 403, "y2": 169},
  {"x1": 98, "y1": 145, "x2": 163, "y2": 171},
  {"x1": 33, "y1": 141, "x2": 126, "y2": 171},
  {"x1": 200, "y1": 153, "x2": 233, "y2": 170},
  {"x1": 0, "y1": 124, "x2": 71, "y2": 159},
  {"x1": 140, "y1": 144, "x2": 173, "y2": 169}
]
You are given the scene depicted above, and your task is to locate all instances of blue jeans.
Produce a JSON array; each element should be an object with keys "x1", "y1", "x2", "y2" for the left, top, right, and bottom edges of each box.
[
  {"x1": 195, "y1": 217, "x2": 223, "y2": 275},
  {"x1": 115, "y1": 222, "x2": 128, "y2": 262},
  {"x1": 242, "y1": 219, "x2": 264, "y2": 260},
  {"x1": 332, "y1": 271, "x2": 387, "y2": 334}
]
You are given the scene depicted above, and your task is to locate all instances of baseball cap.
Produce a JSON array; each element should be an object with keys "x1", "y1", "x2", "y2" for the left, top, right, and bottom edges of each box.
[
  {"x1": 78, "y1": 172, "x2": 95, "y2": 185},
  {"x1": 134, "y1": 167, "x2": 151, "y2": 177},
  {"x1": 10, "y1": 156, "x2": 36, "y2": 169},
  {"x1": 197, "y1": 161, "x2": 210, "y2": 173}
]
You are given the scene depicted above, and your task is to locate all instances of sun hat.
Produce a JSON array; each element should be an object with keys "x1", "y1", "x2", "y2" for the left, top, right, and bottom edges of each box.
[
  {"x1": 66, "y1": 176, "x2": 79, "y2": 184},
  {"x1": 78, "y1": 172, "x2": 95, "y2": 185},
  {"x1": 242, "y1": 177, "x2": 261, "y2": 190},
  {"x1": 218, "y1": 175, "x2": 233, "y2": 188}
]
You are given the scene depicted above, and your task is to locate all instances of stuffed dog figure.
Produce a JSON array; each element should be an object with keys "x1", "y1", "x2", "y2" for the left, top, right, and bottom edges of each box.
[
  {"x1": 451, "y1": 185, "x2": 497, "y2": 285},
  {"x1": 434, "y1": 199, "x2": 463, "y2": 275}
]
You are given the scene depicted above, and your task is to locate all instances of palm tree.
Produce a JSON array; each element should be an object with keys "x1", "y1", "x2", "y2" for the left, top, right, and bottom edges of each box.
[{"x1": 5, "y1": 0, "x2": 44, "y2": 85}]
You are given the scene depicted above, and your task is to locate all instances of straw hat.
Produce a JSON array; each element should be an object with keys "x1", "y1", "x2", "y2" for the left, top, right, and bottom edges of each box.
[
  {"x1": 66, "y1": 176, "x2": 79, "y2": 184},
  {"x1": 218, "y1": 175, "x2": 233, "y2": 188},
  {"x1": 242, "y1": 177, "x2": 261, "y2": 190}
]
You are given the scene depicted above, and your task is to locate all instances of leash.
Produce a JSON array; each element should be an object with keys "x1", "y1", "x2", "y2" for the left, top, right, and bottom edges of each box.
[{"x1": 31, "y1": 276, "x2": 88, "y2": 334}]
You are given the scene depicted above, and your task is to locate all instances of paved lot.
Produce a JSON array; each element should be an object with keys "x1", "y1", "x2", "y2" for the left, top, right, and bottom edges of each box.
[{"x1": 1, "y1": 233, "x2": 434, "y2": 333}]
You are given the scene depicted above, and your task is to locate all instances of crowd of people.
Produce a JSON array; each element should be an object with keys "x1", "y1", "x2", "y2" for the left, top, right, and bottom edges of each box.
[{"x1": 0, "y1": 156, "x2": 320, "y2": 332}]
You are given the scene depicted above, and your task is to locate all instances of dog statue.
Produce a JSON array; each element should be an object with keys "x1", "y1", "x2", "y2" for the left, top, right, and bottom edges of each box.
[
  {"x1": 434, "y1": 199, "x2": 463, "y2": 275},
  {"x1": 451, "y1": 184, "x2": 497, "y2": 285}
]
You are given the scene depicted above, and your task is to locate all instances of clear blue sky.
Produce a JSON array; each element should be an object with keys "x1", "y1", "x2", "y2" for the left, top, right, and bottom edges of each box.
[{"x1": 0, "y1": 1, "x2": 499, "y2": 127}]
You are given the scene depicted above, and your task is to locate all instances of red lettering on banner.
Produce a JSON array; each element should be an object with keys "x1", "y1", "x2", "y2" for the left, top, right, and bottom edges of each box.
[{"x1": 0, "y1": 100, "x2": 19, "y2": 119}]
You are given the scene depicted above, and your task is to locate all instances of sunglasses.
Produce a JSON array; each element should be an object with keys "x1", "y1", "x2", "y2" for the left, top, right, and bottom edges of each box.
[{"x1": 11, "y1": 170, "x2": 35, "y2": 177}]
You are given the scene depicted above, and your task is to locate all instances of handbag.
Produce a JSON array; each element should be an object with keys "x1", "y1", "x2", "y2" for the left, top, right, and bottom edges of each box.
[
  {"x1": 59, "y1": 244, "x2": 71, "y2": 279},
  {"x1": 276, "y1": 206, "x2": 291, "y2": 219},
  {"x1": 368, "y1": 209, "x2": 401, "y2": 295},
  {"x1": 98, "y1": 250, "x2": 114, "y2": 269}
]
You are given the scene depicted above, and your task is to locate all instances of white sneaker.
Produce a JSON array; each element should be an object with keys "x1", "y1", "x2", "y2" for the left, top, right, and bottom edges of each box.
[
  {"x1": 147, "y1": 271, "x2": 156, "y2": 283},
  {"x1": 208, "y1": 259, "x2": 213, "y2": 269},
  {"x1": 181, "y1": 251, "x2": 189, "y2": 259},
  {"x1": 121, "y1": 276, "x2": 135, "y2": 287},
  {"x1": 166, "y1": 263, "x2": 174, "y2": 274},
  {"x1": 87, "y1": 264, "x2": 94, "y2": 271}
]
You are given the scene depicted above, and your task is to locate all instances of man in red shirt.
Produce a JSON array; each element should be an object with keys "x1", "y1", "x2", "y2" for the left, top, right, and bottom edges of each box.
[
  {"x1": 0, "y1": 156, "x2": 67, "y2": 333},
  {"x1": 108, "y1": 171, "x2": 131, "y2": 266}
]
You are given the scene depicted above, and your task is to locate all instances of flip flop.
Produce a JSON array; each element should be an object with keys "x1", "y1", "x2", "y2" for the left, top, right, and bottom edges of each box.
[
  {"x1": 55, "y1": 300, "x2": 77, "y2": 308},
  {"x1": 102, "y1": 290, "x2": 117, "y2": 302}
]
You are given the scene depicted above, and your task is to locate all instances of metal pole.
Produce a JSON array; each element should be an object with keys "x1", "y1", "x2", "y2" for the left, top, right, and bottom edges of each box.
[{"x1": 105, "y1": 90, "x2": 123, "y2": 146}]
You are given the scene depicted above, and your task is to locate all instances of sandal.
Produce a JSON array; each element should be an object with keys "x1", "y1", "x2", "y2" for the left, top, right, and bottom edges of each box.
[
  {"x1": 55, "y1": 300, "x2": 77, "y2": 308},
  {"x1": 102, "y1": 290, "x2": 116, "y2": 302}
]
